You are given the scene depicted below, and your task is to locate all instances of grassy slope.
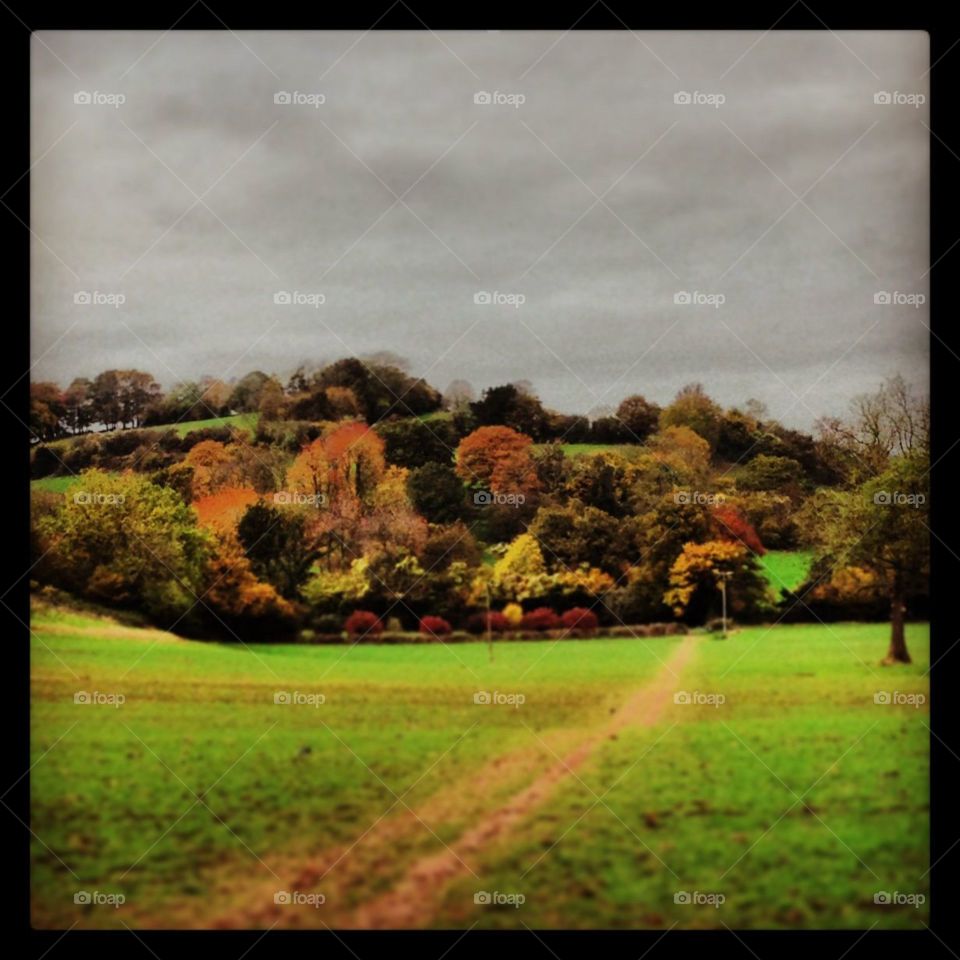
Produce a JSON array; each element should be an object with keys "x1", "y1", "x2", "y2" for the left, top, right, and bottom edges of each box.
[
  {"x1": 30, "y1": 602, "x2": 672, "y2": 926},
  {"x1": 30, "y1": 604, "x2": 928, "y2": 929},
  {"x1": 439, "y1": 622, "x2": 929, "y2": 929},
  {"x1": 759, "y1": 550, "x2": 814, "y2": 594}
]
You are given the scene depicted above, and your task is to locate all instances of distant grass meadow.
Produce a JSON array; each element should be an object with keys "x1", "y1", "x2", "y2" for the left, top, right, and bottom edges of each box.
[
  {"x1": 30, "y1": 602, "x2": 928, "y2": 929},
  {"x1": 759, "y1": 550, "x2": 814, "y2": 595}
]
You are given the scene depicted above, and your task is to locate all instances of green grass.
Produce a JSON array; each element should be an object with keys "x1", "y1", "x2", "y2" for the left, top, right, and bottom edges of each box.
[
  {"x1": 535, "y1": 443, "x2": 641, "y2": 459},
  {"x1": 760, "y1": 550, "x2": 814, "y2": 595},
  {"x1": 30, "y1": 604, "x2": 928, "y2": 929},
  {"x1": 31, "y1": 475, "x2": 82, "y2": 494},
  {"x1": 439, "y1": 622, "x2": 929, "y2": 929},
  {"x1": 34, "y1": 413, "x2": 260, "y2": 452},
  {"x1": 160, "y1": 412, "x2": 259, "y2": 437}
]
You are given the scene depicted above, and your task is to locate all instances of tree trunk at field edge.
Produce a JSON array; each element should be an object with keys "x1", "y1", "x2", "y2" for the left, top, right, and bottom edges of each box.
[{"x1": 883, "y1": 571, "x2": 911, "y2": 664}]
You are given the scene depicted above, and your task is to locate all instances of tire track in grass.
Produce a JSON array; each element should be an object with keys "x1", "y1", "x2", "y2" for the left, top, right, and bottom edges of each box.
[
  {"x1": 200, "y1": 635, "x2": 696, "y2": 930},
  {"x1": 342, "y1": 634, "x2": 698, "y2": 929}
]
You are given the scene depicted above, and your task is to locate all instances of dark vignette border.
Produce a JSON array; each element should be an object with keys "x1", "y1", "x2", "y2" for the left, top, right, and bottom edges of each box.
[{"x1": 1, "y1": 3, "x2": 956, "y2": 958}]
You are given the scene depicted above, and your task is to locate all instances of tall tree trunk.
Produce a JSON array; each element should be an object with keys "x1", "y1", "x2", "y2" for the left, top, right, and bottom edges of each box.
[{"x1": 884, "y1": 570, "x2": 911, "y2": 664}]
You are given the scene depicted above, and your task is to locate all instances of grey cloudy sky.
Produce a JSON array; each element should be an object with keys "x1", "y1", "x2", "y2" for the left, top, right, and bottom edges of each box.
[{"x1": 31, "y1": 30, "x2": 929, "y2": 427}]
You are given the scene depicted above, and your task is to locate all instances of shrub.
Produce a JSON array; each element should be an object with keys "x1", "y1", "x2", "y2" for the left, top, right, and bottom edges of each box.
[
  {"x1": 466, "y1": 611, "x2": 509, "y2": 635},
  {"x1": 311, "y1": 612, "x2": 344, "y2": 635},
  {"x1": 344, "y1": 610, "x2": 383, "y2": 639},
  {"x1": 419, "y1": 615, "x2": 452, "y2": 638},
  {"x1": 520, "y1": 607, "x2": 559, "y2": 631},
  {"x1": 502, "y1": 602, "x2": 523, "y2": 627},
  {"x1": 560, "y1": 607, "x2": 599, "y2": 634}
]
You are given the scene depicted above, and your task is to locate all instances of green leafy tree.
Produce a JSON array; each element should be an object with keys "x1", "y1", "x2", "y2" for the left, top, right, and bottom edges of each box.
[
  {"x1": 36, "y1": 469, "x2": 208, "y2": 622},
  {"x1": 659, "y1": 383, "x2": 723, "y2": 451},
  {"x1": 407, "y1": 462, "x2": 468, "y2": 524},
  {"x1": 807, "y1": 453, "x2": 929, "y2": 663},
  {"x1": 615, "y1": 394, "x2": 660, "y2": 442},
  {"x1": 377, "y1": 418, "x2": 456, "y2": 469},
  {"x1": 237, "y1": 501, "x2": 318, "y2": 600}
]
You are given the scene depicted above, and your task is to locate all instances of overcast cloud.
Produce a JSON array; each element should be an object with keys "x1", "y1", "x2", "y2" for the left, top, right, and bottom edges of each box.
[{"x1": 30, "y1": 30, "x2": 929, "y2": 427}]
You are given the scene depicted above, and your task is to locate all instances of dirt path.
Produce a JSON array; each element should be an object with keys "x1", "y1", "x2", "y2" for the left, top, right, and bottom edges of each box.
[
  {"x1": 207, "y1": 634, "x2": 697, "y2": 930},
  {"x1": 346, "y1": 634, "x2": 697, "y2": 929}
]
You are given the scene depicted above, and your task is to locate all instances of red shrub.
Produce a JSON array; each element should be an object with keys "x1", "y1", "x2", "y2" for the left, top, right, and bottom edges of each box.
[
  {"x1": 560, "y1": 608, "x2": 599, "y2": 633},
  {"x1": 419, "y1": 615, "x2": 452, "y2": 637},
  {"x1": 520, "y1": 607, "x2": 560, "y2": 631},
  {"x1": 344, "y1": 610, "x2": 383, "y2": 639},
  {"x1": 466, "y1": 611, "x2": 509, "y2": 635}
]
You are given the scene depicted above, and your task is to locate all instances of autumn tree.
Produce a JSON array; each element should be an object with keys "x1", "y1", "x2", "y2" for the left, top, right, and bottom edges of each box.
[
  {"x1": 659, "y1": 383, "x2": 723, "y2": 451},
  {"x1": 407, "y1": 462, "x2": 468, "y2": 524},
  {"x1": 807, "y1": 452, "x2": 929, "y2": 663},
  {"x1": 228, "y1": 371, "x2": 271, "y2": 412},
  {"x1": 63, "y1": 378, "x2": 94, "y2": 434},
  {"x1": 710, "y1": 503, "x2": 766, "y2": 554},
  {"x1": 529, "y1": 503, "x2": 627, "y2": 576},
  {"x1": 455, "y1": 426, "x2": 534, "y2": 489},
  {"x1": 563, "y1": 451, "x2": 638, "y2": 518},
  {"x1": 182, "y1": 440, "x2": 238, "y2": 499},
  {"x1": 193, "y1": 486, "x2": 260, "y2": 537},
  {"x1": 36, "y1": 469, "x2": 208, "y2": 622},
  {"x1": 616, "y1": 394, "x2": 661, "y2": 442},
  {"x1": 443, "y1": 379, "x2": 476, "y2": 410},
  {"x1": 377, "y1": 417, "x2": 457, "y2": 470},
  {"x1": 470, "y1": 384, "x2": 550, "y2": 440},
  {"x1": 664, "y1": 540, "x2": 769, "y2": 625},
  {"x1": 738, "y1": 454, "x2": 805, "y2": 496},
  {"x1": 816, "y1": 375, "x2": 929, "y2": 484},
  {"x1": 30, "y1": 382, "x2": 65, "y2": 440},
  {"x1": 237, "y1": 501, "x2": 318, "y2": 600},
  {"x1": 257, "y1": 377, "x2": 286, "y2": 421}
]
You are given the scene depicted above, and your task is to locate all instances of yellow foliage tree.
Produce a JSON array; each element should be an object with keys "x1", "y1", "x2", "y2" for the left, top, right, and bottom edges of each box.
[{"x1": 664, "y1": 539, "x2": 746, "y2": 616}]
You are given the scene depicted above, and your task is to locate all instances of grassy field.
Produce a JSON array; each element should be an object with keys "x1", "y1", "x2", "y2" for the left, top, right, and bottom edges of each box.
[
  {"x1": 759, "y1": 550, "x2": 814, "y2": 595},
  {"x1": 30, "y1": 603, "x2": 928, "y2": 929},
  {"x1": 31, "y1": 475, "x2": 82, "y2": 494},
  {"x1": 535, "y1": 442, "x2": 642, "y2": 458},
  {"x1": 33, "y1": 413, "x2": 259, "y2": 453}
]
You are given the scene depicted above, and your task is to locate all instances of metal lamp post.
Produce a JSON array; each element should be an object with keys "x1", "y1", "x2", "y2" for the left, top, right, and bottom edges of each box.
[{"x1": 717, "y1": 569, "x2": 733, "y2": 639}]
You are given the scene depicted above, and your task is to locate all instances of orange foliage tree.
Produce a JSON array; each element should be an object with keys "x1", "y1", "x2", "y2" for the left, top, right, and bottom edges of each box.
[
  {"x1": 455, "y1": 426, "x2": 535, "y2": 490},
  {"x1": 193, "y1": 486, "x2": 259, "y2": 537}
]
